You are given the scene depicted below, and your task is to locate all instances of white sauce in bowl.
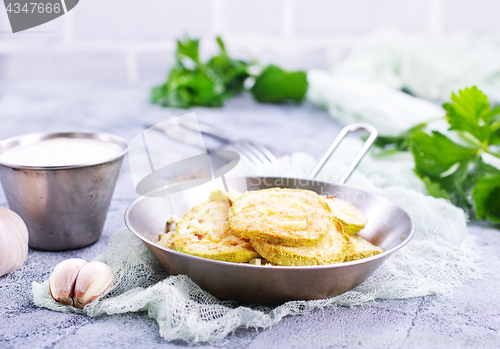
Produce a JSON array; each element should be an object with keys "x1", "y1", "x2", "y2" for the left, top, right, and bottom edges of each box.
[{"x1": 0, "y1": 137, "x2": 123, "y2": 167}]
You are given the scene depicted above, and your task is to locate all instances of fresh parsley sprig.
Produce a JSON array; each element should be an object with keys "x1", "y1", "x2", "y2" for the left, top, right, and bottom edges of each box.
[
  {"x1": 151, "y1": 37, "x2": 308, "y2": 108},
  {"x1": 151, "y1": 37, "x2": 247, "y2": 108},
  {"x1": 377, "y1": 86, "x2": 500, "y2": 222}
]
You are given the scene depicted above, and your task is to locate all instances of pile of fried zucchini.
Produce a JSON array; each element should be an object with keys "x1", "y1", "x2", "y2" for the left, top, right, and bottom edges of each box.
[{"x1": 159, "y1": 188, "x2": 383, "y2": 266}]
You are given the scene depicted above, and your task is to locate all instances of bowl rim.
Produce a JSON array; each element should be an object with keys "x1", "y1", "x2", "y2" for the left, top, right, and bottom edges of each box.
[
  {"x1": 0, "y1": 132, "x2": 129, "y2": 170},
  {"x1": 124, "y1": 179, "x2": 416, "y2": 271}
]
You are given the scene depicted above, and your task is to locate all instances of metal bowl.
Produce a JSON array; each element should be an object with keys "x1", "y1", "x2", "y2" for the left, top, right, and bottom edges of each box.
[
  {"x1": 0, "y1": 132, "x2": 128, "y2": 251},
  {"x1": 124, "y1": 124, "x2": 415, "y2": 304}
]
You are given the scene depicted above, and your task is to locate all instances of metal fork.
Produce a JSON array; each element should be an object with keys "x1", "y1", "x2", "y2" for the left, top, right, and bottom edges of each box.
[
  {"x1": 178, "y1": 119, "x2": 277, "y2": 166},
  {"x1": 145, "y1": 119, "x2": 277, "y2": 167}
]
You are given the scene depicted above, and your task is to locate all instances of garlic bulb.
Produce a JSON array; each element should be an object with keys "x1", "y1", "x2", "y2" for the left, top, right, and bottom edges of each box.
[
  {"x1": 49, "y1": 259, "x2": 113, "y2": 308},
  {"x1": 0, "y1": 207, "x2": 29, "y2": 277}
]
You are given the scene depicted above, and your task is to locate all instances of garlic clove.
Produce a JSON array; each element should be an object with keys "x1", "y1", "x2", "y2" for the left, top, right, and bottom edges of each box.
[
  {"x1": 49, "y1": 258, "x2": 87, "y2": 306},
  {"x1": 73, "y1": 261, "x2": 113, "y2": 309}
]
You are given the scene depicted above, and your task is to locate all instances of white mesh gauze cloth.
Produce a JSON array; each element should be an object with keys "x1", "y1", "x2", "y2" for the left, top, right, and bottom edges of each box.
[
  {"x1": 319, "y1": 30, "x2": 500, "y2": 104},
  {"x1": 306, "y1": 70, "x2": 444, "y2": 137},
  {"x1": 307, "y1": 31, "x2": 500, "y2": 137},
  {"x1": 32, "y1": 144, "x2": 483, "y2": 344}
]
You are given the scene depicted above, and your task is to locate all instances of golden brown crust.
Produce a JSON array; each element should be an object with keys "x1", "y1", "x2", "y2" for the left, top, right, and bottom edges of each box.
[
  {"x1": 167, "y1": 193, "x2": 259, "y2": 263},
  {"x1": 158, "y1": 231, "x2": 176, "y2": 249},
  {"x1": 160, "y1": 188, "x2": 378, "y2": 266},
  {"x1": 250, "y1": 219, "x2": 350, "y2": 266},
  {"x1": 229, "y1": 188, "x2": 333, "y2": 246},
  {"x1": 324, "y1": 196, "x2": 368, "y2": 235},
  {"x1": 344, "y1": 235, "x2": 383, "y2": 262}
]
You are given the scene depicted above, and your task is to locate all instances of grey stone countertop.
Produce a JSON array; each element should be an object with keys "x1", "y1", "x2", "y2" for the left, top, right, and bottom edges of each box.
[{"x1": 0, "y1": 82, "x2": 499, "y2": 349}]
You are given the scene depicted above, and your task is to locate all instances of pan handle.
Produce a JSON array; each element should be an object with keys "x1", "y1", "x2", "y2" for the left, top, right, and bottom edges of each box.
[{"x1": 308, "y1": 123, "x2": 378, "y2": 184}]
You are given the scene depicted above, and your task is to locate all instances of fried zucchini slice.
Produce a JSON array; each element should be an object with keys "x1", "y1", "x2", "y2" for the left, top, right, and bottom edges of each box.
[
  {"x1": 250, "y1": 219, "x2": 350, "y2": 266},
  {"x1": 158, "y1": 231, "x2": 176, "y2": 249},
  {"x1": 324, "y1": 196, "x2": 368, "y2": 235},
  {"x1": 158, "y1": 215, "x2": 179, "y2": 249},
  {"x1": 170, "y1": 191, "x2": 259, "y2": 262},
  {"x1": 344, "y1": 235, "x2": 383, "y2": 262},
  {"x1": 225, "y1": 189, "x2": 243, "y2": 205},
  {"x1": 229, "y1": 188, "x2": 333, "y2": 247},
  {"x1": 207, "y1": 188, "x2": 242, "y2": 205}
]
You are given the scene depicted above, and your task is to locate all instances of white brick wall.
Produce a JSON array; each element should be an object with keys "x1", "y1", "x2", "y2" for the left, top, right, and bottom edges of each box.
[
  {"x1": 443, "y1": 0, "x2": 500, "y2": 33},
  {"x1": 74, "y1": 0, "x2": 212, "y2": 40},
  {"x1": 0, "y1": 0, "x2": 499, "y2": 82},
  {"x1": 136, "y1": 50, "x2": 176, "y2": 82},
  {"x1": 3, "y1": 50, "x2": 128, "y2": 81},
  {"x1": 225, "y1": 0, "x2": 283, "y2": 35},
  {"x1": 295, "y1": 0, "x2": 428, "y2": 35}
]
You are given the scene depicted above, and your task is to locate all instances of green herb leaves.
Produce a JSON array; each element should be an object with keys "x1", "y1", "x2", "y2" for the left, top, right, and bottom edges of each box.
[
  {"x1": 444, "y1": 87, "x2": 498, "y2": 148},
  {"x1": 381, "y1": 87, "x2": 500, "y2": 222},
  {"x1": 151, "y1": 37, "x2": 308, "y2": 108},
  {"x1": 412, "y1": 131, "x2": 478, "y2": 177},
  {"x1": 207, "y1": 37, "x2": 250, "y2": 98},
  {"x1": 374, "y1": 87, "x2": 500, "y2": 222},
  {"x1": 413, "y1": 130, "x2": 481, "y2": 212},
  {"x1": 251, "y1": 65, "x2": 308, "y2": 103},
  {"x1": 473, "y1": 174, "x2": 500, "y2": 223},
  {"x1": 151, "y1": 37, "x2": 245, "y2": 108}
]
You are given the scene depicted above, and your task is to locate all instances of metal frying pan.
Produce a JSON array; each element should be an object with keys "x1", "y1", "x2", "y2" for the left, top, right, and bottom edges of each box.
[{"x1": 124, "y1": 124, "x2": 415, "y2": 304}]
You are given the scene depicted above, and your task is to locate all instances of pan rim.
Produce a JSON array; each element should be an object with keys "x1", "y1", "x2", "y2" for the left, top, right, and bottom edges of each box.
[{"x1": 124, "y1": 176, "x2": 415, "y2": 271}]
